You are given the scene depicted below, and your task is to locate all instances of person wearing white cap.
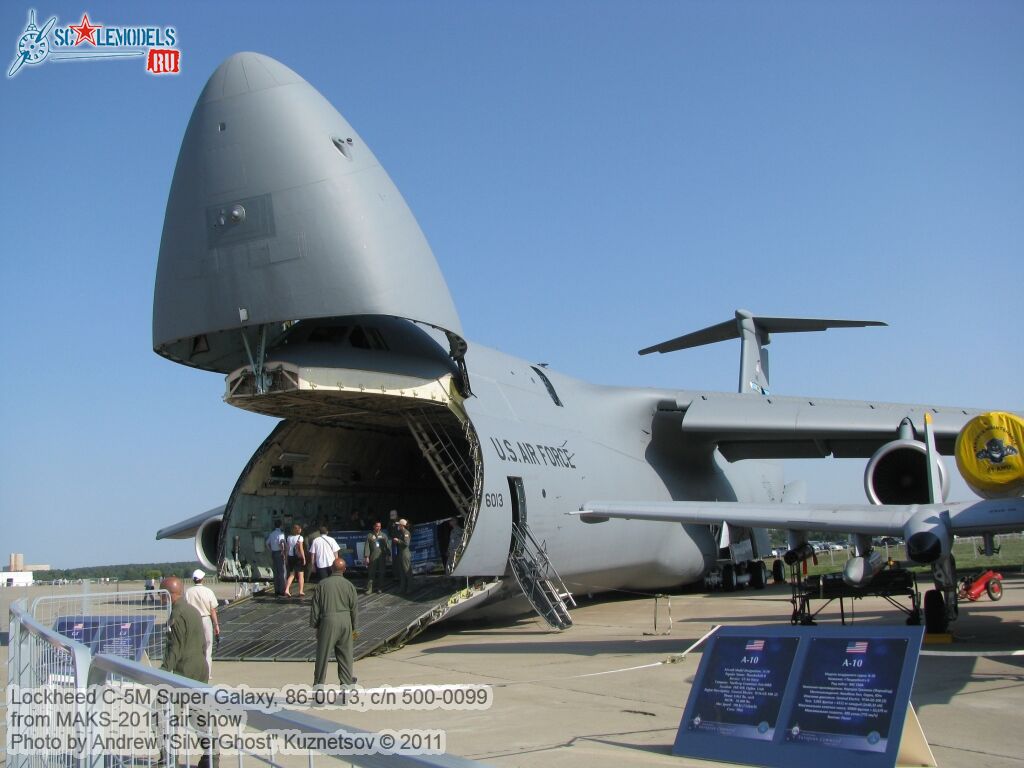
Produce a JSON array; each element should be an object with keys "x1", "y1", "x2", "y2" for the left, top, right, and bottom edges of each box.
[{"x1": 185, "y1": 569, "x2": 220, "y2": 677}]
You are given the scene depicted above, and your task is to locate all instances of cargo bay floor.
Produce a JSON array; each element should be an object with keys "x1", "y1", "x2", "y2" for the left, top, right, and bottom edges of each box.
[{"x1": 4, "y1": 576, "x2": 1023, "y2": 767}]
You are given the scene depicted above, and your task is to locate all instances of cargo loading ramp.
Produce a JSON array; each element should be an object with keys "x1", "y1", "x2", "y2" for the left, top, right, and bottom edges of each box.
[{"x1": 214, "y1": 576, "x2": 502, "y2": 662}]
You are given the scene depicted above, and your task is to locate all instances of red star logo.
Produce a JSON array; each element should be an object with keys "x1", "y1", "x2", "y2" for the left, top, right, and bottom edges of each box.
[{"x1": 68, "y1": 13, "x2": 102, "y2": 46}]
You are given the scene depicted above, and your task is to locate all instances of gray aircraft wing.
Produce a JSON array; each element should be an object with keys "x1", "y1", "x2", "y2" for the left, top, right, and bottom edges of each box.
[
  {"x1": 155, "y1": 505, "x2": 224, "y2": 540},
  {"x1": 575, "y1": 498, "x2": 1024, "y2": 537}
]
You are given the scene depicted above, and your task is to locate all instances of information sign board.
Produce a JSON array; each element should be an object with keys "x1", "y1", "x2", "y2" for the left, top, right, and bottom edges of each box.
[
  {"x1": 54, "y1": 615, "x2": 156, "y2": 662},
  {"x1": 332, "y1": 530, "x2": 367, "y2": 570},
  {"x1": 410, "y1": 521, "x2": 443, "y2": 574},
  {"x1": 95, "y1": 616, "x2": 155, "y2": 662},
  {"x1": 53, "y1": 616, "x2": 103, "y2": 651},
  {"x1": 674, "y1": 625, "x2": 928, "y2": 768}
]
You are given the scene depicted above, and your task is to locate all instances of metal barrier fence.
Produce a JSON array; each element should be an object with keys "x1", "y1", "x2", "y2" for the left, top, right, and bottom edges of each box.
[
  {"x1": 8, "y1": 601, "x2": 93, "y2": 768},
  {"x1": 8, "y1": 598, "x2": 484, "y2": 768},
  {"x1": 29, "y1": 588, "x2": 171, "y2": 665}
]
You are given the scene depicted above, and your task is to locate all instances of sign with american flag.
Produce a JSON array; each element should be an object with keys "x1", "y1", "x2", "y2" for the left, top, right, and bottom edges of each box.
[{"x1": 674, "y1": 625, "x2": 928, "y2": 768}]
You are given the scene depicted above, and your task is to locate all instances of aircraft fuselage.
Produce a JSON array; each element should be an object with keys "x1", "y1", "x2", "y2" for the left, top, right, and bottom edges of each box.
[{"x1": 214, "y1": 317, "x2": 780, "y2": 593}]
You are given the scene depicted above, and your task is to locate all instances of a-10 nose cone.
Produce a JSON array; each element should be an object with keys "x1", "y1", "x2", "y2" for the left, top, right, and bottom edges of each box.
[{"x1": 153, "y1": 52, "x2": 462, "y2": 372}]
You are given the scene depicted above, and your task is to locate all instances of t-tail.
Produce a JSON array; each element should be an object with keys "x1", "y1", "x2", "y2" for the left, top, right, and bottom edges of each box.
[{"x1": 639, "y1": 310, "x2": 885, "y2": 395}]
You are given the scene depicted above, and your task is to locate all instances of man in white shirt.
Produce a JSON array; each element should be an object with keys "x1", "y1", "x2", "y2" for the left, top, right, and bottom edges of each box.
[
  {"x1": 308, "y1": 526, "x2": 341, "y2": 583},
  {"x1": 265, "y1": 520, "x2": 286, "y2": 596},
  {"x1": 184, "y1": 569, "x2": 220, "y2": 678}
]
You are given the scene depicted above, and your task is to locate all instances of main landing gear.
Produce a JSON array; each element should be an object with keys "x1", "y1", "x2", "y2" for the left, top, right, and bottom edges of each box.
[{"x1": 706, "y1": 560, "x2": 771, "y2": 592}]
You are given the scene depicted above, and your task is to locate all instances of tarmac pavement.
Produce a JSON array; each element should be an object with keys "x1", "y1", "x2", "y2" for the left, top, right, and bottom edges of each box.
[
  {"x1": 210, "y1": 574, "x2": 1024, "y2": 767},
  {"x1": 4, "y1": 575, "x2": 1023, "y2": 767}
]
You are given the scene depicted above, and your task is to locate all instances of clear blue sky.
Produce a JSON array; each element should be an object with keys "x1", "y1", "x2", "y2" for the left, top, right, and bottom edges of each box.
[{"x1": 2, "y1": 1, "x2": 1021, "y2": 569}]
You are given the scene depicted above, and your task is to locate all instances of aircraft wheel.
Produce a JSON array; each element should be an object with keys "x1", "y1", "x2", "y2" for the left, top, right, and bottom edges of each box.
[
  {"x1": 721, "y1": 563, "x2": 737, "y2": 592},
  {"x1": 987, "y1": 578, "x2": 1003, "y2": 601},
  {"x1": 924, "y1": 589, "x2": 948, "y2": 634},
  {"x1": 771, "y1": 559, "x2": 786, "y2": 584},
  {"x1": 750, "y1": 561, "x2": 767, "y2": 590}
]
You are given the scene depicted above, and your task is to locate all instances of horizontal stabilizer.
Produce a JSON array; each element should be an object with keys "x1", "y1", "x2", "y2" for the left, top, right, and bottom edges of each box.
[
  {"x1": 639, "y1": 309, "x2": 886, "y2": 395},
  {"x1": 639, "y1": 312, "x2": 886, "y2": 356}
]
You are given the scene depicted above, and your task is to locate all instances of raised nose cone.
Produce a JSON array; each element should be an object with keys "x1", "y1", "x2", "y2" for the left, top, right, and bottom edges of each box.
[
  {"x1": 196, "y1": 51, "x2": 303, "y2": 103},
  {"x1": 154, "y1": 52, "x2": 462, "y2": 372}
]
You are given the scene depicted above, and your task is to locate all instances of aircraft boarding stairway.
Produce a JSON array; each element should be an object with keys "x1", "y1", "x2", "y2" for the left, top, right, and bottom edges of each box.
[
  {"x1": 509, "y1": 522, "x2": 576, "y2": 630},
  {"x1": 213, "y1": 575, "x2": 501, "y2": 662}
]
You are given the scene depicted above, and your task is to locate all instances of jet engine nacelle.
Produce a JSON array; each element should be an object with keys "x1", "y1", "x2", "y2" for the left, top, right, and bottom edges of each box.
[
  {"x1": 195, "y1": 517, "x2": 221, "y2": 572},
  {"x1": 903, "y1": 508, "x2": 951, "y2": 564},
  {"x1": 864, "y1": 438, "x2": 949, "y2": 505}
]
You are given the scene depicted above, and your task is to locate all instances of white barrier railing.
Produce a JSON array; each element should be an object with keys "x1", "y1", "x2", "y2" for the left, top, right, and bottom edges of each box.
[
  {"x1": 8, "y1": 599, "x2": 94, "y2": 768},
  {"x1": 8, "y1": 598, "x2": 484, "y2": 768}
]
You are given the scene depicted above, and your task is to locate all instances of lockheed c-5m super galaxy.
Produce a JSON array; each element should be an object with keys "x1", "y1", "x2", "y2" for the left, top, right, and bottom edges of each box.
[{"x1": 155, "y1": 53, "x2": 1022, "y2": 639}]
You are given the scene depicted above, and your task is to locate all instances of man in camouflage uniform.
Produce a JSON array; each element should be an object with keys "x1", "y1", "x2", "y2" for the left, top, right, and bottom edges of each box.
[{"x1": 310, "y1": 557, "x2": 359, "y2": 686}]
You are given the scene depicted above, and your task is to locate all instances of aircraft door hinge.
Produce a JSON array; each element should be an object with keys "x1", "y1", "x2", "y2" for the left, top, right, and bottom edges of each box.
[{"x1": 446, "y1": 330, "x2": 473, "y2": 398}]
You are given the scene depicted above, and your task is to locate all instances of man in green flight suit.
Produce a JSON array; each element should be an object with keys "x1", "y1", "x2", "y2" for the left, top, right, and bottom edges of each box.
[
  {"x1": 161, "y1": 576, "x2": 209, "y2": 683},
  {"x1": 159, "y1": 576, "x2": 212, "y2": 768},
  {"x1": 392, "y1": 518, "x2": 413, "y2": 594},
  {"x1": 364, "y1": 521, "x2": 389, "y2": 594},
  {"x1": 311, "y1": 557, "x2": 359, "y2": 686}
]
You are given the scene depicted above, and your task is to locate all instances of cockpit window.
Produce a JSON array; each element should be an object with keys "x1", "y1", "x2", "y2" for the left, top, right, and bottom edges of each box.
[
  {"x1": 349, "y1": 326, "x2": 371, "y2": 349},
  {"x1": 307, "y1": 324, "x2": 389, "y2": 351},
  {"x1": 309, "y1": 325, "x2": 349, "y2": 344},
  {"x1": 366, "y1": 327, "x2": 390, "y2": 350}
]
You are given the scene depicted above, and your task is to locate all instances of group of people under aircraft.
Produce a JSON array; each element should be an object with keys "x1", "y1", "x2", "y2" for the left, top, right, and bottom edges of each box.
[
  {"x1": 157, "y1": 512, "x2": 465, "y2": 718},
  {"x1": 158, "y1": 553, "x2": 359, "y2": 765},
  {"x1": 264, "y1": 512, "x2": 465, "y2": 598},
  {"x1": 157, "y1": 565, "x2": 354, "y2": 768}
]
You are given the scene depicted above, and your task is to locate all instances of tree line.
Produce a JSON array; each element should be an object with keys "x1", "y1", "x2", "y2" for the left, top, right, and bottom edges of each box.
[{"x1": 39, "y1": 562, "x2": 204, "y2": 582}]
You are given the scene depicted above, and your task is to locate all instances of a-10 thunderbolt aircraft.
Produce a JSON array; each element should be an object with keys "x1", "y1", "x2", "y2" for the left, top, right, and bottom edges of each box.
[
  {"x1": 580, "y1": 409, "x2": 1024, "y2": 633},
  {"x1": 155, "y1": 53, "x2": 1022, "y2": 632}
]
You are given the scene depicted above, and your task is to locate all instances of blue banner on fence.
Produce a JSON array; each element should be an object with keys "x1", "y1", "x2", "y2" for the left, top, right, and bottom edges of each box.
[{"x1": 54, "y1": 616, "x2": 156, "y2": 662}]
